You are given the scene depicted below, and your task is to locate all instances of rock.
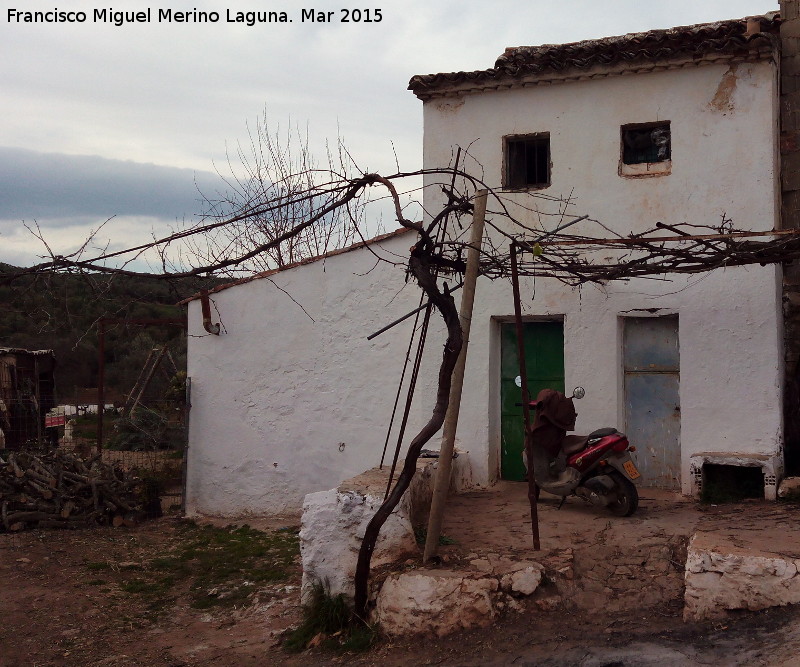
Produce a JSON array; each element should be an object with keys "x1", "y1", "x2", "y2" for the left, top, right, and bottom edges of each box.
[
  {"x1": 506, "y1": 597, "x2": 524, "y2": 613},
  {"x1": 536, "y1": 596, "x2": 562, "y2": 611},
  {"x1": 469, "y1": 558, "x2": 493, "y2": 573},
  {"x1": 684, "y1": 532, "x2": 800, "y2": 621},
  {"x1": 299, "y1": 457, "x2": 472, "y2": 604},
  {"x1": 501, "y1": 564, "x2": 544, "y2": 596},
  {"x1": 778, "y1": 477, "x2": 800, "y2": 500},
  {"x1": 299, "y1": 488, "x2": 418, "y2": 603},
  {"x1": 374, "y1": 570, "x2": 498, "y2": 636}
]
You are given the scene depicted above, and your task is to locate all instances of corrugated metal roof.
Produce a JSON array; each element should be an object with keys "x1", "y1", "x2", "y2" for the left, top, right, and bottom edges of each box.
[
  {"x1": 409, "y1": 14, "x2": 780, "y2": 100},
  {"x1": 0, "y1": 348, "x2": 55, "y2": 357}
]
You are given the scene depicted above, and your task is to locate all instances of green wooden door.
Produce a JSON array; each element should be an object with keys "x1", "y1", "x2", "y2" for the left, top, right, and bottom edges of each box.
[{"x1": 500, "y1": 321, "x2": 565, "y2": 481}]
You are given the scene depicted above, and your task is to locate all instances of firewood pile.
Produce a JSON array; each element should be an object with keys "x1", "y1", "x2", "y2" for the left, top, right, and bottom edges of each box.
[{"x1": 0, "y1": 450, "x2": 148, "y2": 531}]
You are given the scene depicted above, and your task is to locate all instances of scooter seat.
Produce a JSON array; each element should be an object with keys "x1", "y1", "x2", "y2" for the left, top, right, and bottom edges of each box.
[
  {"x1": 562, "y1": 435, "x2": 588, "y2": 455},
  {"x1": 588, "y1": 427, "x2": 618, "y2": 439}
]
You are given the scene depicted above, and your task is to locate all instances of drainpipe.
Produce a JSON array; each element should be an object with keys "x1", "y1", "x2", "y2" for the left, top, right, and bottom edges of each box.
[{"x1": 200, "y1": 290, "x2": 220, "y2": 335}]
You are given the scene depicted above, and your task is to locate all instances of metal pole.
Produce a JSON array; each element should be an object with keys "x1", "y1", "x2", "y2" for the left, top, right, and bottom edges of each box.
[
  {"x1": 510, "y1": 243, "x2": 541, "y2": 550},
  {"x1": 367, "y1": 282, "x2": 464, "y2": 341},
  {"x1": 423, "y1": 190, "x2": 488, "y2": 562},
  {"x1": 97, "y1": 319, "x2": 105, "y2": 450},
  {"x1": 34, "y1": 357, "x2": 42, "y2": 447}
]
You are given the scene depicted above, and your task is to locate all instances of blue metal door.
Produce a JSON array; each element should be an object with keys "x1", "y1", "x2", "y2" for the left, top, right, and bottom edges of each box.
[{"x1": 623, "y1": 317, "x2": 680, "y2": 489}]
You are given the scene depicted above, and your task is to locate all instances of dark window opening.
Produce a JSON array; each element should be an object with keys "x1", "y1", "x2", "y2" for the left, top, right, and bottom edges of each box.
[
  {"x1": 505, "y1": 134, "x2": 550, "y2": 189},
  {"x1": 701, "y1": 464, "x2": 764, "y2": 503},
  {"x1": 622, "y1": 122, "x2": 671, "y2": 165}
]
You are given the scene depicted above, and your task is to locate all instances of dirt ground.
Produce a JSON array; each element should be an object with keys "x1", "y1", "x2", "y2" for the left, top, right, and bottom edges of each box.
[{"x1": 2, "y1": 484, "x2": 800, "y2": 666}]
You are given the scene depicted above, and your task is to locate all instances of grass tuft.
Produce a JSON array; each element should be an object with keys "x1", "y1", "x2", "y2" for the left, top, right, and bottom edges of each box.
[
  {"x1": 413, "y1": 525, "x2": 457, "y2": 546},
  {"x1": 284, "y1": 584, "x2": 378, "y2": 654}
]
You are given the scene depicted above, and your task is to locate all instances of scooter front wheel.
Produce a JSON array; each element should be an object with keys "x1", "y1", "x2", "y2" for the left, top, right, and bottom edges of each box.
[{"x1": 607, "y1": 471, "x2": 638, "y2": 517}]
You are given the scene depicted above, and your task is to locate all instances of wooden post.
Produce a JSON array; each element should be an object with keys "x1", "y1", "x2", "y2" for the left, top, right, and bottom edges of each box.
[
  {"x1": 423, "y1": 189, "x2": 487, "y2": 562},
  {"x1": 510, "y1": 243, "x2": 540, "y2": 550}
]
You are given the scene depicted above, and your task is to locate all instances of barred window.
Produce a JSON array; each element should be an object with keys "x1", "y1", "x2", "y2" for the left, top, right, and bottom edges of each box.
[{"x1": 504, "y1": 133, "x2": 550, "y2": 189}]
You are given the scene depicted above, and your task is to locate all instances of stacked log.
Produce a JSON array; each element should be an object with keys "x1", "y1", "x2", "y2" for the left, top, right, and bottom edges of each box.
[{"x1": 0, "y1": 450, "x2": 147, "y2": 531}]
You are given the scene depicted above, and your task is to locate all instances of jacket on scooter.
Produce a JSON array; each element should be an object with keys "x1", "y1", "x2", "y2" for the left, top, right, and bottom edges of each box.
[
  {"x1": 530, "y1": 388, "x2": 577, "y2": 457},
  {"x1": 528, "y1": 388, "x2": 577, "y2": 482}
]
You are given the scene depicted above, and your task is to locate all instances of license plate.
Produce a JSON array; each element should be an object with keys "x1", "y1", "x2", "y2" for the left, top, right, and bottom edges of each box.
[{"x1": 623, "y1": 460, "x2": 641, "y2": 480}]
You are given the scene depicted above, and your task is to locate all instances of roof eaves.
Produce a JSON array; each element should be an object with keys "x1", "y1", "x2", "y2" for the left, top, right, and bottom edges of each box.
[
  {"x1": 180, "y1": 226, "x2": 415, "y2": 304},
  {"x1": 409, "y1": 14, "x2": 780, "y2": 100}
]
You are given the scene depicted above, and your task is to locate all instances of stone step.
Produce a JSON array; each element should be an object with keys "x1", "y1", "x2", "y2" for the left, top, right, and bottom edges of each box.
[{"x1": 684, "y1": 531, "x2": 800, "y2": 620}]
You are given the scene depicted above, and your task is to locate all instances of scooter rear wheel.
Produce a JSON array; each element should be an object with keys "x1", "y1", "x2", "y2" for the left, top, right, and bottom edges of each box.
[{"x1": 607, "y1": 471, "x2": 638, "y2": 517}]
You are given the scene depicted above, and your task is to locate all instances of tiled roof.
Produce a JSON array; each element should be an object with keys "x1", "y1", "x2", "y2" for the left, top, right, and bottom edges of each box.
[{"x1": 409, "y1": 14, "x2": 780, "y2": 100}]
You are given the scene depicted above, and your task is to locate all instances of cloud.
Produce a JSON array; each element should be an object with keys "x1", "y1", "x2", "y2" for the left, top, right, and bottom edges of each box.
[
  {"x1": 0, "y1": 147, "x2": 221, "y2": 223},
  {"x1": 0, "y1": 216, "x2": 184, "y2": 270},
  {"x1": 0, "y1": 0, "x2": 779, "y2": 269}
]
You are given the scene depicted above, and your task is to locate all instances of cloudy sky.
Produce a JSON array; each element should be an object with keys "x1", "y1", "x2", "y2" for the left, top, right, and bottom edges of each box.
[{"x1": 0, "y1": 0, "x2": 779, "y2": 270}]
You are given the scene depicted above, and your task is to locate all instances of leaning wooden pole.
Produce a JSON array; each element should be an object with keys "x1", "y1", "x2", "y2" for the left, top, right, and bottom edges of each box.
[
  {"x1": 510, "y1": 242, "x2": 541, "y2": 550},
  {"x1": 423, "y1": 190, "x2": 487, "y2": 562}
]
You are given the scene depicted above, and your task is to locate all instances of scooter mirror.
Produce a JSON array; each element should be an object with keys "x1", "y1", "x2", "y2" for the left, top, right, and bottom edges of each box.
[{"x1": 572, "y1": 386, "x2": 586, "y2": 400}]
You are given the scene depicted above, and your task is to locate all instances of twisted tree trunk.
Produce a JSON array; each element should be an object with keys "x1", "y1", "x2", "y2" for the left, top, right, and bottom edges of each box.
[{"x1": 353, "y1": 244, "x2": 463, "y2": 620}]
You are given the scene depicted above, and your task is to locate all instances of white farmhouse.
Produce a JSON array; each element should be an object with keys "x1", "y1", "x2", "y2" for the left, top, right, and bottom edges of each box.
[{"x1": 185, "y1": 11, "x2": 792, "y2": 516}]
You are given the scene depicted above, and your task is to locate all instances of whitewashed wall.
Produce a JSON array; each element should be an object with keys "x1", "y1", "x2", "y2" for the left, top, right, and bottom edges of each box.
[
  {"x1": 185, "y1": 233, "x2": 448, "y2": 516},
  {"x1": 422, "y1": 60, "x2": 783, "y2": 494},
  {"x1": 186, "y1": 59, "x2": 783, "y2": 514}
]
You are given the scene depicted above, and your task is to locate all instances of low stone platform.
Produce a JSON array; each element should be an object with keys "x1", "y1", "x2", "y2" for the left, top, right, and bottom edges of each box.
[
  {"x1": 684, "y1": 503, "x2": 800, "y2": 620},
  {"x1": 300, "y1": 475, "x2": 800, "y2": 635},
  {"x1": 404, "y1": 482, "x2": 800, "y2": 629}
]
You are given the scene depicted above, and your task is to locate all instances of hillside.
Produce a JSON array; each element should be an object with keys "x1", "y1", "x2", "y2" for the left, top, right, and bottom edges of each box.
[{"x1": 0, "y1": 264, "x2": 222, "y2": 403}]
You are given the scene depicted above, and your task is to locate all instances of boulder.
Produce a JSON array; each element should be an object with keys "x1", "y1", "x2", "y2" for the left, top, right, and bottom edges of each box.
[
  {"x1": 778, "y1": 476, "x2": 800, "y2": 500},
  {"x1": 375, "y1": 570, "x2": 498, "y2": 636}
]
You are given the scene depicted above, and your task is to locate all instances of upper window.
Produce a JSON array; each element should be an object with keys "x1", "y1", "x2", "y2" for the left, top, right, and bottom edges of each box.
[
  {"x1": 504, "y1": 133, "x2": 550, "y2": 189},
  {"x1": 620, "y1": 122, "x2": 671, "y2": 177}
]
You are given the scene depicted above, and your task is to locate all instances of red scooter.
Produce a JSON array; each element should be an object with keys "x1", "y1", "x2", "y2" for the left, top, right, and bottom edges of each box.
[{"x1": 523, "y1": 387, "x2": 641, "y2": 516}]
